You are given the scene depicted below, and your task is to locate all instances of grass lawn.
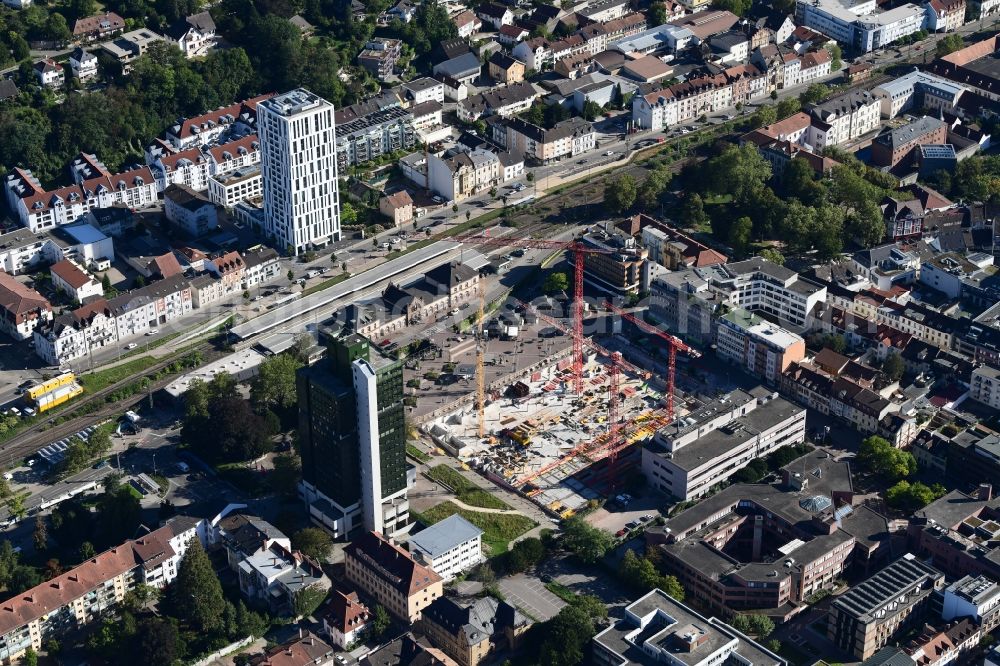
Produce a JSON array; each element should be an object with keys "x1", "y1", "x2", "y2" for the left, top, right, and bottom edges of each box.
[
  {"x1": 414, "y1": 501, "x2": 536, "y2": 554},
  {"x1": 78, "y1": 356, "x2": 161, "y2": 393},
  {"x1": 424, "y1": 465, "x2": 511, "y2": 510},
  {"x1": 302, "y1": 272, "x2": 350, "y2": 296},
  {"x1": 406, "y1": 444, "x2": 430, "y2": 463},
  {"x1": 545, "y1": 581, "x2": 577, "y2": 603}
]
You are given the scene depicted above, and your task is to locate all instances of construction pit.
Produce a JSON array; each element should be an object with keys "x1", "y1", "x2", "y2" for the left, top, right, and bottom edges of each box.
[{"x1": 422, "y1": 349, "x2": 677, "y2": 518}]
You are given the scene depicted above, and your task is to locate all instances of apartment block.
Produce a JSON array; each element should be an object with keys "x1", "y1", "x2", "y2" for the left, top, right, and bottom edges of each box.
[
  {"x1": 493, "y1": 116, "x2": 596, "y2": 164},
  {"x1": 0, "y1": 273, "x2": 52, "y2": 341},
  {"x1": 344, "y1": 531, "x2": 443, "y2": 624},
  {"x1": 335, "y1": 105, "x2": 416, "y2": 169},
  {"x1": 208, "y1": 166, "x2": 262, "y2": 208},
  {"x1": 358, "y1": 38, "x2": 402, "y2": 79},
  {"x1": 806, "y1": 90, "x2": 882, "y2": 146},
  {"x1": 971, "y1": 365, "x2": 1000, "y2": 409},
  {"x1": 420, "y1": 597, "x2": 529, "y2": 666},
  {"x1": 828, "y1": 554, "x2": 945, "y2": 660},
  {"x1": 700, "y1": 257, "x2": 827, "y2": 329},
  {"x1": 717, "y1": 309, "x2": 806, "y2": 384},
  {"x1": 642, "y1": 387, "x2": 806, "y2": 501}
]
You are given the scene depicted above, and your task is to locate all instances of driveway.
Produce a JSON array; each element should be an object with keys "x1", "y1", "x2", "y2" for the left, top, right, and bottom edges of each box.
[{"x1": 497, "y1": 573, "x2": 566, "y2": 621}]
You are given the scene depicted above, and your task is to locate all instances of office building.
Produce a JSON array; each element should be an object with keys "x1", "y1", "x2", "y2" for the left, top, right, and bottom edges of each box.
[
  {"x1": 579, "y1": 228, "x2": 648, "y2": 296},
  {"x1": 642, "y1": 387, "x2": 807, "y2": 501},
  {"x1": 409, "y1": 514, "x2": 484, "y2": 582},
  {"x1": 942, "y1": 575, "x2": 1000, "y2": 630},
  {"x1": 794, "y1": 0, "x2": 927, "y2": 53},
  {"x1": 592, "y1": 589, "x2": 786, "y2": 666},
  {"x1": 344, "y1": 531, "x2": 443, "y2": 623},
  {"x1": 297, "y1": 332, "x2": 411, "y2": 538},
  {"x1": 871, "y1": 116, "x2": 947, "y2": 168},
  {"x1": 828, "y1": 554, "x2": 945, "y2": 660},
  {"x1": 258, "y1": 89, "x2": 341, "y2": 255},
  {"x1": 872, "y1": 69, "x2": 966, "y2": 118}
]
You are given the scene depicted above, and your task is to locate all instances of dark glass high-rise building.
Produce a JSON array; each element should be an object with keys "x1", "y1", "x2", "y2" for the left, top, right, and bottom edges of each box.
[{"x1": 297, "y1": 331, "x2": 410, "y2": 538}]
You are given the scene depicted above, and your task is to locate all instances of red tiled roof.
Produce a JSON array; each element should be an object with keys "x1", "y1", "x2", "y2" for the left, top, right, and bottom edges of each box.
[
  {"x1": 0, "y1": 272, "x2": 50, "y2": 324},
  {"x1": 72, "y1": 11, "x2": 125, "y2": 36},
  {"x1": 345, "y1": 531, "x2": 442, "y2": 597},
  {"x1": 250, "y1": 633, "x2": 334, "y2": 666},
  {"x1": 325, "y1": 590, "x2": 370, "y2": 635},
  {"x1": 19, "y1": 165, "x2": 155, "y2": 214},
  {"x1": 159, "y1": 147, "x2": 208, "y2": 171},
  {"x1": 50, "y1": 260, "x2": 93, "y2": 290},
  {"x1": 171, "y1": 94, "x2": 274, "y2": 142},
  {"x1": 207, "y1": 134, "x2": 260, "y2": 164},
  {"x1": 148, "y1": 253, "x2": 183, "y2": 278}
]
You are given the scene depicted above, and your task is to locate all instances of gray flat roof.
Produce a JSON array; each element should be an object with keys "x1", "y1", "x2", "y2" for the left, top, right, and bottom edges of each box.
[{"x1": 409, "y1": 513, "x2": 483, "y2": 557}]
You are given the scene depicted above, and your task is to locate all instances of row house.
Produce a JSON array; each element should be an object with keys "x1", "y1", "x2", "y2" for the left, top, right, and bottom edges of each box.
[
  {"x1": 165, "y1": 93, "x2": 273, "y2": 150},
  {"x1": 0, "y1": 517, "x2": 199, "y2": 664},
  {"x1": 242, "y1": 246, "x2": 281, "y2": 289},
  {"x1": 927, "y1": 0, "x2": 967, "y2": 31},
  {"x1": 4, "y1": 165, "x2": 157, "y2": 234},
  {"x1": 33, "y1": 274, "x2": 192, "y2": 365},
  {"x1": 493, "y1": 116, "x2": 596, "y2": 164},
  {"x1": 876, "y1": 301, "x2": 956, "y2": 349},
  {"x1": 457, "y1": 81, "x2": 539, "y2": 122},
  {"x1": 577, "y1": 12, "x2": 648, "y2": 54},
  {"x1": 148, "y1": 134, "x2": 261, "y2": 193},
  {"x1": 632, "y1": 64, "x2": 769, "y2": 131}
]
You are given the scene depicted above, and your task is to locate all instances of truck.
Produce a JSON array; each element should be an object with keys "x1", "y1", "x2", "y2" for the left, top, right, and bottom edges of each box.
[{"x1": 26, "y1": 372, "x2": 75, "y2": 402}]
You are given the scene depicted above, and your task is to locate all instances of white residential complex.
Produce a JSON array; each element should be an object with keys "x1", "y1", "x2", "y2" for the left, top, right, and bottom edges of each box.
[
  {"x1": 408, "y1": 514, "x2": 485, "y2": 582},
  {"x1": 795, "y1": 0, "x2": 927, "y2": 52},
  {"x1": 258, "y1": 89, "x2": 341, "y2": 255}
]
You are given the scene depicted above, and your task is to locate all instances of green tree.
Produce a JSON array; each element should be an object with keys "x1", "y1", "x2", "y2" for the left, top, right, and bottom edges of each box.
[
  {"x1": 681, "y1": 193, "x2": 709, "y2": 230},
  {"x1": 706, "y1": 144, "x2": 771, "y2": 206},
  {"x1": 712, "y1": 0, "x2": 751, "y2": 14},
  {"x1": 23, "y1": 648, "x2": 37, "y2": 666},
  {"x1": 9, "y1": 566, "x2": 40, "y2": 594},
  {"x1": 167, "y1": 541, "x2": 225, "y2": 633},
  {"x1": 538, "y1": 603, "x2": 595, "y2": 666},
  {"x1": 936, "y1": 33, "x2": 964, "y2": 57},
  {"x1": 886, "y1": 480, "x2": 947, "y2": 511},
  {"x1": 33, "y1": 515, "x2": 47, "y2": 553},
  {"x1": 561, "y1": 516, "x2": 613, "y2": 564},
  {"x1": 582, "y1": 99, "x2": 603, "y2": 121},
  {"x1": 372, "y1": 604, "x2": 391, "y2": 639},
  {"x1": 135, "y1": 617, "x2": 184, "y2": 666},
  {"x1": 648, "y1": 1, "x2": 668, "y2": 24},
  {"x1": 749, "y1": 614, "x2": 775, "y2": 637},
  {"x1": 292, "y1": 528, "x2": 333, "y2": 561},
  {"x1": 754, "y1": 105, "x2": 777, "y2": 127},
  {"x1": 637, "y1": 167, "x2": 672, "y2": 212},
  {"x1": 235, "y1": 601, "x2": 269, "y2": 638},
  {"x1": 543, "y1": 272, "x2": 569, "y2": 295},
  {"x1": 760, "y1": 248, "x2": 785, "y2": 265},
  {"x1": 728, "y1": 216, "x2": 753, "y2": 258},
  {"x1": 849, "y1": 200, "x2": 887, "y2": 248},
  {"x1": 251, "y1": 352, "x2": 302, "y2": 413},
  {"x1": 605, "y1": 174, "x2": 637, "y2": 214},
  {"x1": 858, "y1": 436, "x2": 915, "y2": 481},
  {"x1": 620, "y1": 550, "x2": 685, "y2": 600},
  {"x1": 883, "y1": 352, "x2": 905, "y2": 382},
  {"x1": 293, "y1": 584, "x2": 327, "y2": 618},
  {"x1": 799, "y1": 83, "x2": 830, "y2": 105}
]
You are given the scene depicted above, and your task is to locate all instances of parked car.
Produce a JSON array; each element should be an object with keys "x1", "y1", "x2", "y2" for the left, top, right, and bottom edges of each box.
[{"x1": 126, "y1": 342, "x2": 138, "y2": 350}]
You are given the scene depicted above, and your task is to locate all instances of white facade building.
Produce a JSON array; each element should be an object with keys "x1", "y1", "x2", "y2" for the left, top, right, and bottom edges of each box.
[
  {"x1": 409, "y1": 514, "x2": 485, "y2": 581},
  {"x1": 795, "y1": 0, "x2": 927, "y2": 52},
  {"x1": 258, "y1": 89, "x2": 341, "y2": 255},
  {"x1": 971, "y1": 365, "x2": 1000, "y2": 410}
]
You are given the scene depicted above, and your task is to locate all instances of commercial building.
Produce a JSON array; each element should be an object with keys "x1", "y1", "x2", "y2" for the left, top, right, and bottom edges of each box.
[
  {"x1": 942, "y1": 575, "x2": 1000, "y2": 630},
  {"x1": 592, "y1": 589, "x2": 786, "y2": 666},
  {"x1": 908, "y1": 484, "x2": 1000, "y2": 581},
  {"x1": 409, "y1": 514, "x2": 484, "y2": 582},
  {"x1": 648, "y1": 269, "x2": 722, "y2": 346},
  {"x1": 794, "y1": 0, "x2": 927, "y2": 53},
  {"x1": 163, "y1": 184, "x2": 219, "y2": 237},
  {"x1": 579, "y1": 228, "x2": 648, "y2": 296},
  {"x1": 703, "y1": 257, "x2": 827, "y2": 329},
  {"x1": 492, "y1": 116, "x2": 596, "y2": 164},
  {"x1": 208, "y1": 165, "x2": 263, "y2": 208},
  {"x1": 0, "y1": 517, "x2": 200, "y2": 663},
  {"x1": 649, "y1": 450, "x2": 891, "y2": 616},
  {"x1": 827, "y1": 554, "x2": 945, "y2": 660},
  {"x1": 872, "y1": 69, "x2": 967, "y2": 118},
  {"x1": 716, "y1": 309, "x2": 806, "y2": 383},
  {"x1": 258, "y1": 88, "x2": 341, "y2": 255},
  {"x1": 344, "y1": 531, "x2": 443, "y2": 623},
  {"x1": 871, "y1": 116, "x2": 948, "y2": 168},
  {"x1": 642, "y1": 387, "x2": 807, "y2": 501},
  {"x1": 297, "y1": 332, "x2": 411, "y2": 538},
  {"x1": 420, "y1": 597, "x2": 529, "y2": 666}
]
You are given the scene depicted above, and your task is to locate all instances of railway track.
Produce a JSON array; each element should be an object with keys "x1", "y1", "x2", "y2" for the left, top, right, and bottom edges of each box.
[{"x1": 0, "y1": 341, "x2": 222, "y2": 466}]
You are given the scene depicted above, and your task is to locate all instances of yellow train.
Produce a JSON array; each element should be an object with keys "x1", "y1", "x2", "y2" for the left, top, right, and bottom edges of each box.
[
  {"x1": 33, "y1": 383, "x2": 84, "y2": 413},
  {"x1": 26, "y1": 372, "x2": 76, "y2": 402}
]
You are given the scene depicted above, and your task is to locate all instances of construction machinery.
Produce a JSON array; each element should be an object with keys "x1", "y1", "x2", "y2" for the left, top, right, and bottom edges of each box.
[{"x1": 604, "y1": 301, "x2": 701, "y2": 423}]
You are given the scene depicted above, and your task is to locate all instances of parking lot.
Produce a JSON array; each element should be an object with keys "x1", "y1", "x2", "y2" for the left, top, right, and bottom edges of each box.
[{"x1": 496, "y1": 573, "x2": 566, "y2": 621}]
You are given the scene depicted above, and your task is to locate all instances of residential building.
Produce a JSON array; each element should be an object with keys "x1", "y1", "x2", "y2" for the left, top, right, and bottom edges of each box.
[
  {"x1": 872, "y1": 69, "x2": 966, "y2": 118},
  {"x1": 165, "y1": 93, "x2": 271, "y2": 150},
  {"x1": 494, "y1": 116, "x2": 596, "y2": 164},
  {"x1": 0, "y1": 228, "x2": 51, "y2": 275},
  {"x1": 50, "y1": 259, "x2": 102, "y2": 303},
  {"x1": 149, "y1": 147, "x2": 212, "y2": 192},
  {"x1": 0, "y1": 272, "x2": 51, "y2": 341},
  {"x1": 163, "y1": 184, "x2": 218, "y2": 237},
  {"x1": 630, "y1": 215, "x2": 727, "y2": 270},
  {"x1": 716, "y1": 309, "x2": 806, "y2": 383},
  {"x1": 379, "y1": 191, "x2": 413, "y2": 227},
  {"x1": 458, "y1": 82, "x2": 540, "y2": 122},
  {"x1": 0, "y1": 517, "x2": 200, "y2": 663},
  {"x1": 410, "y1": 101, "x2": 443, "y2": 130},
  {"x1": 592, "y1": 589, "x2": 786, "y2": 666},
  {"x1": 871, "y1": 116, "x2": 947, "y2": 168},
  {"x1": 242, "y1": 246, "x2": 282, "y2": 289},
  {"x1": 358, "y1": 38, "x2": 402, "y2": 79},
  {"x1": 323, "y1": 590, "x2": 370, "y2": 649},
  {"x1": 207, "y1": 134, "x2": 262, "y2": 176},
  {"x1": 704, "y1": 257, "x2": 827, "y2": 329},
  {"x1": 580, "y1": 228, "x2": 647, "y2": 296},
  {"x1": 827, "y1": 554, "x2": 945, "y2": 660},
  {"x1": 259, "y1": 89, "x2": 341, "y2": 255},
  {"x1": 453, "y1": 10, "x2": 482, "y2": 38},
  {"x1": 927, "y1": 0, "x2": 966, "y2": 31},
  {"x1": 208, "y1": 165, "x2": 263, "y2": 208},
  {"x1": 69, "y1": 48, "x2": 98, "y2": 81},
  {"x1": 794, "y1": 0, "x2": 927, "y2": 53},
  {"x1": 401, "y1": 77, "x2": 445, "y2": 105},
  {"x1": 99, "y1": 28, "x2": 165, "y2": 73},
  {"x1": 420, "y1": 597, "x2": 529, "y2": 666},
  {"x1": 72, "y1": 11, "x2": 125, "y2": 41},
  {"x1": 971, "y1": 365, "x2": 1000, "y2": 410},
  {"x1": 237, "y1": 541, "x2": 330, "y2": 615},
  {"x1": 297, "y1": 333, "x2": 411, "y2": 538},
  {"x1": 249, "y1": 632, "x2": 336, "y2": 666},
  {"x1": 344, "y1": 530, "x2": 443, "y2": 623},
  {"x1": 334, "y1": 105, "x2": 416, "y2": 169},
  {"x1": 168, "y1": 11, "x2": 216, "y2": 57},
  {"x1": 488, "y1": 53, "x2": 526, "y2": 84},
  {"x1": 409, "y1": 514, "x2": 484, "y2": 581},
  {"x1": 642, "y1": 387, "x2": 807, "y2": 501},
  {"x1": 5, "y1": 165, "x2": 158, "y2": 233},
  {"x1": 652, "y1": 450, "x2": 891, "y2": 616},
  {"x1": 0, "y1": 80, "x2": 18, "y2": 100},
  {"x1": 361, "y1": 633, "x2": 458, "y2": 666},
  {"x1": 648, "y1": 270, "x2": 721, "y2": 346},
  {"x1": 33, "y1": 59, "x2": 64, "y2": 88},
  {"x1": 428, "y1": 149, "x2": 501, "y2": 202},
  {"x1": 477, "y1": 2, "x2": 513, "y2": 29},
  {"x1": 806, "y1": 90, "x2": 882, "y2": 146}
]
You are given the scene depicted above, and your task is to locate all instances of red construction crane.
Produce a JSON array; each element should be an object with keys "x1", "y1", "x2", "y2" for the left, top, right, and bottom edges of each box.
[
  {"x1": 452, "y1": 232, "x2": 622, "y2": 395},
  {"x1": 604, "y1": 301, "x2": 700, "y2": 423}
]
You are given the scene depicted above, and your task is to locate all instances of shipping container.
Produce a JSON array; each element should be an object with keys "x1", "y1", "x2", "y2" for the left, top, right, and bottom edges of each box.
[
  {"x1": 34, "y1": 383, "x2": 84, "y2": 413},
  {"x1": 26, "y1": 372, "x2": 76, "y2": 401}
]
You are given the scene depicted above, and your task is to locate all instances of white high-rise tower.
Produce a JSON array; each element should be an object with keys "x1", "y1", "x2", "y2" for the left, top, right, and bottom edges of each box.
[{"x1": 258, "y1": 89, "x2": 340, "y2": 255}]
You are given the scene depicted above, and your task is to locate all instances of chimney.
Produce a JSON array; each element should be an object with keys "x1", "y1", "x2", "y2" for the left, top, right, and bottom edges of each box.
[{"x1": 979, "y1": 484, "x2": 993, "y2": 501}]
